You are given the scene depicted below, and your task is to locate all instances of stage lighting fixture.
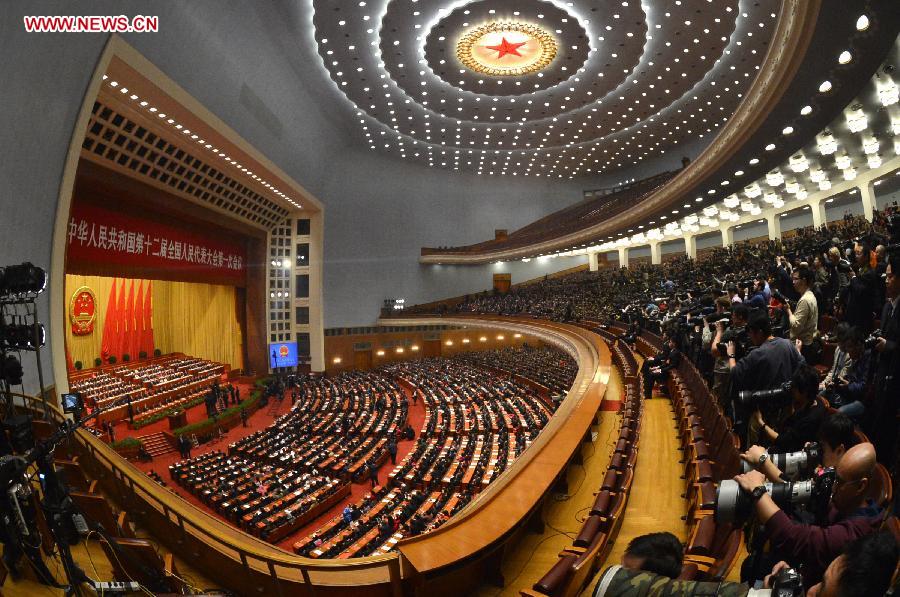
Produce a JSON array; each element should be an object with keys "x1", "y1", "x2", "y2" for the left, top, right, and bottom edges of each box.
[
  {"x1": 0, "y1": 323, "x2": 45, "y2": 350},
  {"x1": 0, "y1": 263, "x2": 47, "y2": 297}
]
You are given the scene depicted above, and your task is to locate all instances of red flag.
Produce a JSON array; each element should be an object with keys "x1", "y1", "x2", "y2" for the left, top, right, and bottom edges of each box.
[
  {"x1": 66, "y1": 348, "x2": 74, "y2": 372},
  {"x1": 100, "y1": 279, "x2": 118, "y2": 362},
  {"x1": 134, "y1": 281, "x2": 145, "y2": 358},
  {"x1": 124, "y1": 280, "x2": 136, "y2": 360},
  {"x1": 143, "y1": 280, "x2": 154, "y2": 356},
  {"x1": 114, "y1": 279, "x2": 127, "y2": 361}
]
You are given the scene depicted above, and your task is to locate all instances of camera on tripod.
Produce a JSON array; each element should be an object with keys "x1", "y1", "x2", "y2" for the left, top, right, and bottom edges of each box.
[
  {"x1": 737, "y1": 381, "x2": 792, "y2": 407},
  {"x1": 741, "y1": 442, "x2": 823, "y2": 480},
  {"x1": 715, "y1": 468, "x2": 836, "y2": 525}
]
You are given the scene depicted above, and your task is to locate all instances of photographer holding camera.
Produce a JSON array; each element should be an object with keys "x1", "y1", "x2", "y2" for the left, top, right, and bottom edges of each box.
[
  {"x1": 785, "y1": 266, "x2": 820, "y2": 365},
  {"x1": 741, "y1": 412, "x2": 858, "y2": 484},
  {"x1": 728, "y1": 310, "x2": 804, "y2": 446},
  {"x1": 710, "y1": 303, "x2": 749, "y2": 412},
  {"x1": 753, "y1": 365, "x2": 824, "y2": 454},
  {"x1": 868, "y1": 250, "x2": 899, "y2": 465},
  {"x1": 823, "y1": 326, "x2": 872, "y2": 422},
  {"x1": 733, "y1": 442, "x2": 883, "y2": 587}
]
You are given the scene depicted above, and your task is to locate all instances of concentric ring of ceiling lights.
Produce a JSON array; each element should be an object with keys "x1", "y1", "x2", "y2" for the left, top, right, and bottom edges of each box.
[
  {"x1": 455, "y1": 22, "x2": 558, "y2": 78},
  {"x1": 312, "y1": 0, "x2": 778, "y2": 177}
]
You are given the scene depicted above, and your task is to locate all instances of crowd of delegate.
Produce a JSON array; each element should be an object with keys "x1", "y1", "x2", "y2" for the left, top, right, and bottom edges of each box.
[{"x1": 163, "y1": 346, "x2": 573, "y2": 557}]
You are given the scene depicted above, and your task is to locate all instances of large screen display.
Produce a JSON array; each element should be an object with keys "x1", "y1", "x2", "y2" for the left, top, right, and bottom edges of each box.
[{"x1": 269, "y1": 341, "x2": 298, "y2": 368}]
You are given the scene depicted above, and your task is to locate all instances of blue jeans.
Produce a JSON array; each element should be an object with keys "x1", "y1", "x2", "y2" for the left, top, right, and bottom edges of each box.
[{"x1": 838, "y1": 400, "x2": 865, "y2": 422}]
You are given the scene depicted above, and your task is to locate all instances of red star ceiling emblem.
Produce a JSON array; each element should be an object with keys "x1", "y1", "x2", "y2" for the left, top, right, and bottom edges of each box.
[{"x1": 485, "y1": 37, "x2": 526, "y2": 59}]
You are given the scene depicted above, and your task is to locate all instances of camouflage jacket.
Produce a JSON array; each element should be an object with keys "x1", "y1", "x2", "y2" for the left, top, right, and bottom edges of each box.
[{"x1": 591, "y1": 565, "x2": 768, "y2": 596}]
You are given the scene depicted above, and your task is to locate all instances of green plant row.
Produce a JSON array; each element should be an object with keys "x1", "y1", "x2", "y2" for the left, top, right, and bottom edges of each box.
[
  {"x1": 89, "y1": 349, "x2": 163, "y2": 369},
  {"x1": 111, "y1": 437, "x2": 142, "y2": 450},
  {"x1": 130, "y1": 393, "x2": 208, "y2": 430},
  {"x1": 173, "y1": 385, "x2": 265, "y2": 438}
]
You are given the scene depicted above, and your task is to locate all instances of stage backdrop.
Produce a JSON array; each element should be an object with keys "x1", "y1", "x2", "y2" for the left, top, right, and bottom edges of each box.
[{"x1": 65, "y1": 274, "x2": 243, "y2": 371}]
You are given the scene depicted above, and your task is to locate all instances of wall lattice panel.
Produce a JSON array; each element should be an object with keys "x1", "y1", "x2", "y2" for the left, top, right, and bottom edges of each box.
[{"x1": 81, "y1": 98, "x2": 291, "y2": 230}]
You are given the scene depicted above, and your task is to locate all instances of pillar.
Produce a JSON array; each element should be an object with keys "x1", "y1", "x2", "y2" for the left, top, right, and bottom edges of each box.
[
  {"x1": 588, "y1": 251, "x2": 599, "y2": 272},
  {"x1": 684, "y1": 235, "x2": 697, "y2": 260},
  {"x1": 650, "y1": 242, "x2": 662, "y2": 265},
  {"x1": 617, "y1": 247, "x2": 629, "y2": 269},
  {"x1": 810, "y1": 199, "x2": 827, "y2": 229},
  {"x1": 720, "y1": 225, "x2": 734, "y2": 247},
  {"x1": 859, "y1": 180, "x2": 876, "y2": 222},
  {"x1": 766, "y1": 212, "x2": 781, "y2": 241}
]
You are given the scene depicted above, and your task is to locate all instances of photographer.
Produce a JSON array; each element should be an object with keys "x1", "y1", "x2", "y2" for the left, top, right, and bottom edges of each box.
[
  {"x1": 868, "y1": 250, "x2": 899, "y2": 465},
  {"x1": 728, "y1": 310, "x2": 804, "y2": 446},
  {"x1": 824, "y1": 326, "x2": 871, "y2": 422},
  {"x1": 819, "y1": 323, "x2": 851, "y2": 390},
  {"x1": 733, "y1": 442, "x2": 883, "y2": 587},
  {"x1": 710, "y1": 303, "x2": 749, "y2": 410},
  {"x1": 805, "y1": 530, "x2": 898, "y2": 597},
  {"x1": 641, "y1": 335, "x2": 681, "y2": 400},
  {"x1": 841, "y1": 240, "x2": 880, "y2": 331},
  {"x1": 785, "y1": 266, "x2": 819, "y2": 364},
  {"x1": 754, "y1": 365, "x2": 824, "y2": 454},
  {"x1": 742, "y1": 412, "x2": 858, "y2": 484}
]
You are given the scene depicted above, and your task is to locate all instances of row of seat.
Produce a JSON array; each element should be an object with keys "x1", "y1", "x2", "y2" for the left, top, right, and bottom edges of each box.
[{"x1": 522, "y1": 338, "x2": 645, "y2": 597}]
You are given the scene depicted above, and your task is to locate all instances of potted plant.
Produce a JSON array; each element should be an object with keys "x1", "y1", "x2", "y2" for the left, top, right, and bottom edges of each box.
[
  {"x1": 139, "y1": 351, "x2": 147, "y2": 359},
  {"x1": 74, "y1": 361, "x2": 83, "y2": 371},
  {"x1": 154, "y1": 349, "x2": 162, "y2": 357},
  {"x1": 108, "y1": 356, "x2": 117, "y2": 365},
  {"x1": 94, "y1": 358, "x2": 102, "y2": 368},
  {"x1": 123, "y1": 354, "x2": 130, "y2": 362}
]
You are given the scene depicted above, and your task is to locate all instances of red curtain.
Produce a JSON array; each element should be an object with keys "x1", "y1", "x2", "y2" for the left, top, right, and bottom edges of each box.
[
  {"x1": 134, "y1": 281, "x2": 145, "y2": 358},
  {"x1": 100, "y1": 279, "x2": 118, "y2": 362}
]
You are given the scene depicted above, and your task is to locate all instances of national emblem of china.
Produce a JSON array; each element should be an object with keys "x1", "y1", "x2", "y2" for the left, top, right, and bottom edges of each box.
[
  {"x1": 69, "y1": 286, "x2": 97, "y2": 335},
  {"x1": 279, "y1": 344, "x2": 290, "y2": 358}
]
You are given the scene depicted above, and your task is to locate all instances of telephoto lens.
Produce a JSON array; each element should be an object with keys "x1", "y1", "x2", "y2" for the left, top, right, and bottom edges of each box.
[
  {"x1": 715, "y1": 469, "x2": 836, "y2": 525},
  {"x1": 737, "y1": 381, "x2": 792, "y2": 406},
  {"x1": 740, "y1": 443, "x2": 822, "y2": 480}
]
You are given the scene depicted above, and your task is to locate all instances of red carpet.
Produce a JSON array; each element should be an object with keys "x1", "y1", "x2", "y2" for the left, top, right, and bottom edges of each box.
[{"x1": 124, "y1": 382, "x2": 426, "y2": 553}]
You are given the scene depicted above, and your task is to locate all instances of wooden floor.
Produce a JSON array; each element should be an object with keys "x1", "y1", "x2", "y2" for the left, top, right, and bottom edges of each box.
[{"x1": 474, "y1": 367, "x2": 689, "y2": 596}]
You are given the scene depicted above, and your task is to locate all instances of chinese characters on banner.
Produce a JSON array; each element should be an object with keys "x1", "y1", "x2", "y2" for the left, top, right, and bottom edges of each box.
[{"x1": 66, "y1": 202, "x2": 247, "y2": 286}]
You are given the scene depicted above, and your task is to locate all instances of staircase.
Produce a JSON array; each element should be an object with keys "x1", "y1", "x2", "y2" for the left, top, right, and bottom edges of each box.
[{"x1": 138, "y1": 432, "x2": 177, "y2": 457}]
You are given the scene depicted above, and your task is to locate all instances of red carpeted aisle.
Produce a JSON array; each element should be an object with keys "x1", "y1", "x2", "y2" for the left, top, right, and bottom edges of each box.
[{"x1": 123, "y1": 381, "x2": 426, "y2": 552}]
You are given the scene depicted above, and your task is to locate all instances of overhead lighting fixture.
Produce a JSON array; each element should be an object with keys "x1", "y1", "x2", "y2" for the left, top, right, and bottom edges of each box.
[
  {"x1": 809, "y1": 168, "x2": 826, "y2": 182},
  {"x1": 800, "y1": 105, "x2": 813, "y2": 116},
  {"x1": 743, "y1": 183, "x2": 762, "y2": 199},
  {"x1": 843, "y1": 168, "x2": 858, "y2": 181},
  {"x1": 818, "y1": 80, "x2": 832, "y2": 93},
  {"x1": 846, "y1": 104, "x2": 868, "y2": 133},
  {"x1": 772, "y1": 198, "x2": 785, "y2": 209},
  {"x1": 838, "y1": 50, "x2": 852, "y2": 64},
  {"x1": 765, "y1": 143, "x2": 776, "y2": 151},
  {"x1": 818, "y1": 179, "x2": 832, "y2": 191},
  {"x1": 817, "y1": 131, "x2": 838, "y2": 155},
  {"x1": 785, "y1": 180, "x2": 800, "y2": 194},
  {"x1": 763, "y1": 192, "x2": 778, "y2": 204},
  {"x1": 795, "y1": 188, "x2": 808, "y2": 200},
  {"x1": 878, "y1": 78, "x2": 899, "y2": 107},
  {"x1": 766, "y1": 170, "x2": 784, "y2": 186},
  {"x1": 856, "y1": 14, "x2": 869, "y2": 31},
  {"x1": 835, "y1": 153, "x2": 852, "y2": 170},
  {"x1": 782, "y1": 126, "x2": 794, "y2": 135},
  {"x1": 724, "y1": 194, "x2": 740, "y2": 208},
  {"x1": 862, "y1": 137, "x2": 879, "y2": 155},
  {"x1": 789, "y1": 153, "x2": 809, "y2": 173},
  {"x1": 867, "y1": 154, "x2": 882, "y2": 169}
]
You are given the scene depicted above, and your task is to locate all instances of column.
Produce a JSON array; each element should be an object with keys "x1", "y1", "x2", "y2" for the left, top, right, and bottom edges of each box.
[
  {"x1": 588, "y1": 251, "x2": 599, "y2": 272},
  {"x1": 617, "y1": 246, "x2": 629, "y2": 269},
  {"x1": 650, "y1": 242, "x2": 662, "y2": 265},
  {"x1": 859, "y1": 180, "x2": 877, "y2": 222},
  {"x1": 720, "y1": 225, "x2": 734, "y2": 248},
  {"x1": 810, "y1": 199, "x2": 827, "y2": 229},
  {"x1": 766, "y1": 212, "x2": 781, "y2": 241},
  {"x1": 684, "y1": 234, "x2": 697, "y2": 260}
]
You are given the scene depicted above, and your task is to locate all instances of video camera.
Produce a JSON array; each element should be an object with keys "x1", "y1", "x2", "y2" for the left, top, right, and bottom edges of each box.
[
  {"x1": 715, "y1": 468, "x2": 836, "y2": 525},
  {"x1": 737, "y1": 381, "x2": 792, "y2": 407},
  {"x1": 741, "y1": 443, "x2": 823, "y2": 480}
]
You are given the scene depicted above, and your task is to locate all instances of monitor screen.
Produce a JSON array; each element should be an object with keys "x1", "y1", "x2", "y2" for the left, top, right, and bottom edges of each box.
[
  {"x1": 269, "y1": 342, "x2": 299, "y2": 368},
  {"x1": 61, "y1": 392, "x2": 83, "y2": 414}
]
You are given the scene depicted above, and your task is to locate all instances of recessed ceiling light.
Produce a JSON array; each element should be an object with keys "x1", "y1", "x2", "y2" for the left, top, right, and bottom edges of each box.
[
  {"x1": 838, "y1": 51, "x2": 852, "y2": 64},
  {"x1": 765, "y1": 143, "x2": 776, "y2": 151},
  {"x1": 782, "y1": 126, "x2": 794, "y2": 135},
  {"x1": 856, "y1": 15, "x2": 869, "y2": 31},
  {"x1": 818, "y1": 80, "x2": 832, "y2": 93},
  {"x1": 800, "y1": 105, "x2": 813, "y2": 116}
]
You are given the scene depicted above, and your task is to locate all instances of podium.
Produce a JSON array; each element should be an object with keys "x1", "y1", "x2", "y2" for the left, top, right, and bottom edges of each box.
[{"x1": 168, "y1": 410, "x2": 188, "y2": 430}]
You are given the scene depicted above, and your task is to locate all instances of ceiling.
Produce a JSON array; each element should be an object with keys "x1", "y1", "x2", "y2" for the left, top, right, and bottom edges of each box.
[{"x1": 312, "y1": 0, "x2": 780, "y2": 178}]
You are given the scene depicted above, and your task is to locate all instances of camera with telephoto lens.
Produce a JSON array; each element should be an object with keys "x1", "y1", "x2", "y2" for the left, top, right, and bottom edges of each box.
[
  {"x1": 715, "y1": 467, "x2": 836, "y2": 525},
  {"x1": 741, "y1": 442, "x2": 823, "y2": 480},
  {"x1": 737, "y1": 381, "x2": 792, "y2": 407},
  {"x1": 864, "y1": 330, "x2": 882, "y2": 350}
]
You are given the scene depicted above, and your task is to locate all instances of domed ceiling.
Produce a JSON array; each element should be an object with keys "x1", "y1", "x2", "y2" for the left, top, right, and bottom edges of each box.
[{"x1": 312, "y1": 0, "x2": 780, "y2": 178}]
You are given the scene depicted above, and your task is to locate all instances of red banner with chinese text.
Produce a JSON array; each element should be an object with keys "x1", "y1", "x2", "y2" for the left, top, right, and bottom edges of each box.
[{"x1": 66, "y1": 202, "x2": 247, "y2": 286}]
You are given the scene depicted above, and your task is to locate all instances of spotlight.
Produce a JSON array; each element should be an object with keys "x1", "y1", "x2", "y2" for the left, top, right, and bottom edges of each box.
[
  {"x1": 0, "y1": 263, "x2": 47, "y2": 297},
  {"x1": 0, "y1": 323, "x2": 45, "y2": 350}
]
